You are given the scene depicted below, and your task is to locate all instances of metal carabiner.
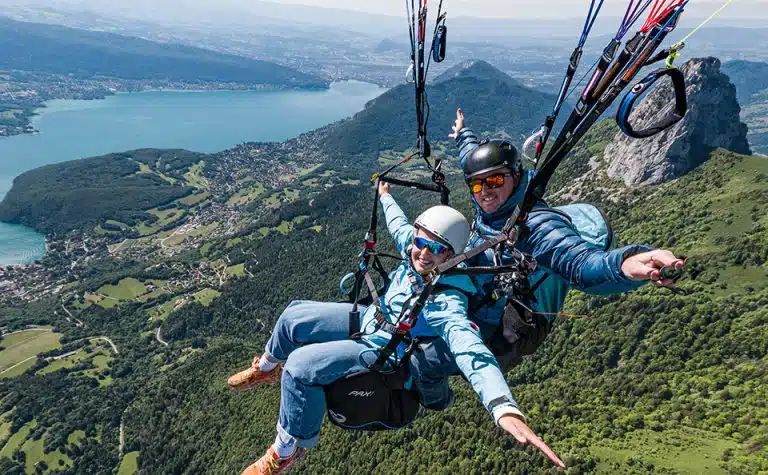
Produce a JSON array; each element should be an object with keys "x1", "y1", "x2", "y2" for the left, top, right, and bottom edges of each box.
[
  {"x1": 665, "y1": 41, "x2": 685, "y2": 68},
  {"x1": 522, "y1": 127, "x2": 546, "y2": 165},
  {"x1": 405, "y1": 62, "x2": 416, "y2": 83},
  {"x1": 339, "y1": 272, "x2": 356, "y2": 295}
]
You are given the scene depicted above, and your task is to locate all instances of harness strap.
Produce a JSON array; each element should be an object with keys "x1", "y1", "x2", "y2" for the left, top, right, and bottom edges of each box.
[{"x1": 368, "y1": 276, "x2": 439, "y2": 372}]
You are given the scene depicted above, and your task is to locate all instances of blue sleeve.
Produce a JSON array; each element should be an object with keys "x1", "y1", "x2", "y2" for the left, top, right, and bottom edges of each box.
[
  {"x1": 423, "y1": 289, "x2": 520, "y2": 419},
  {"x1": 523, "y1": 212, "x2": 652, "y2": 295},
  {"x1": 380, "y1": 193, "x2": 414, "y2": 257},
  {"x1": 455, "y1": 127, "x2": 481, "y2": 170}
]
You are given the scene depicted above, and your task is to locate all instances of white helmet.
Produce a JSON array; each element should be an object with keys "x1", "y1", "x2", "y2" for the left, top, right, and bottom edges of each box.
[{"x1": 414, "y1": 206, "x2": 470, "y2": 254}]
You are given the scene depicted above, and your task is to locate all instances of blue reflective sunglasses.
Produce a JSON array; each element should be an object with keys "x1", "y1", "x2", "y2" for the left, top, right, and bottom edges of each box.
[{"x1": 413, "y1": 236, "x2": 449, "y2": 255}]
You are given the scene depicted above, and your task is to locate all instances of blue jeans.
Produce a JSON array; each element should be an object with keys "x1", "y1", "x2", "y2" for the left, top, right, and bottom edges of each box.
[{"x1": 264, "y1": 300, "x2": 459, "y2": 448}]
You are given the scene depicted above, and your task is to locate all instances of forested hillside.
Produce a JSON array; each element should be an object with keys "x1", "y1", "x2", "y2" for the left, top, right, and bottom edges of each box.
[
  {"x1": 0, "y1": 17, "x2": 327, "y2": 88},
  {"x1": 0, "y1": 150, "x2": 199, "y2": 234},
  {"x1": 322, "y1": 60, "x2": 555, "y2": 156},
  {"x1": 119, "y1": 146, "x2": 768, "y2": 475},
  {"x1": 1, "y1": 60, "x2": 766, "y2": 474}
]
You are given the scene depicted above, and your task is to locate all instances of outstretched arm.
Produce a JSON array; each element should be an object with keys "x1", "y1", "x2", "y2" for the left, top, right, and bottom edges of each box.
[
  {"x1": 524, "y1": 212, "x2": 683, "y2": 293},
  {"x1": 378, "y1": 181, "x2": 413, "y2": 256},
  {"x1": 425, "y1": 290, "x2": 565, "y2": 468},
  {"x1": 449, "y1": 108, "x2": 481, "y2": 170}
]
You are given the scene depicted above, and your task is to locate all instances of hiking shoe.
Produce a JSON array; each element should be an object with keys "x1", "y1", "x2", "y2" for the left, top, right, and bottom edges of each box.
[
  {"x1": 227, "y1": 357, "x2": 281, "y2": 390},
  {"x1": 241, "y1": 447, "x2": 306, "y2": 475}
]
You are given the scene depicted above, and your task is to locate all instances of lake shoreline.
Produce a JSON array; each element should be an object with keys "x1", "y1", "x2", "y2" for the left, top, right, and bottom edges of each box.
[
  {"x1": 0, "y1": 81, "x2": 385, "y2": 265},
  {"x1": 3, "y1": 81, "x2": 345, "y2": 140}
]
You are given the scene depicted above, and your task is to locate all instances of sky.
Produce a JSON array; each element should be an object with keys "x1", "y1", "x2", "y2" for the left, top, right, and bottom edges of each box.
[
  {"x1": 260, "y1": 0, "x2": 768, "y2": 20},
  {"x1": 3, "y1": 0, "x2": 767, "y2": 22}
]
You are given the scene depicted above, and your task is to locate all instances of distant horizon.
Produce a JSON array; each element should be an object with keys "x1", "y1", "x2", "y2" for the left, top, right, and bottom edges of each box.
[
  {"x1": 1, "y1": 0, "x2": 767, "y2": 25},
  {"x1": 264, "y1": 0, "x2": 768, "y2": 21}
]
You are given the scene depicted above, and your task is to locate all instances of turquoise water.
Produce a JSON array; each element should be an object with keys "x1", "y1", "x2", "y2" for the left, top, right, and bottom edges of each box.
[
  {"x1": 0, "y1": 222, "x2": 47, "y2": 265},
  {"x1": 0, "y1": 81, "x2": 385, "y2": 264}
]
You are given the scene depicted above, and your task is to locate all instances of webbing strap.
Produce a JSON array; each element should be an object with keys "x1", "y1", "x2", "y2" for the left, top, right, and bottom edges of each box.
[
  {"x1": 368, "y1": 276, "x2": 438, "y2": 372},
  {"x1": 364, "y1": 271, "x2": 380, "y2": 306}
]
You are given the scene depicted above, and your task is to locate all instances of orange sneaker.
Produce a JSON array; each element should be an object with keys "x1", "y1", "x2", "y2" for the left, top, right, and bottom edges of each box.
[
  {"x1": 241, "y1": 447, "x2": 306, "y2": 475},
  {"x1": 227, "y1": 357, "x2": 282, "y2": 391}
]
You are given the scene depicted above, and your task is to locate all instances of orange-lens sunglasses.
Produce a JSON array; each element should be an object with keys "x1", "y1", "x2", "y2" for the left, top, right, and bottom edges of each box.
[{"x1": 467, "y1": 173, "x2": 514, "y2": 194}]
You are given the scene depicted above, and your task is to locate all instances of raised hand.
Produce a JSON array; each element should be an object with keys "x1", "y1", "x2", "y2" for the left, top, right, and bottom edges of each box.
[
  {"x1": 448, "y1": 108, "x2": 465, "y2": 139},
  {"x1": 377, "y1": 180, "x2": 390, "y2": 196},
  {"x1": 621, "y1": 249, "x2": 686, "y2": 286},
  {"x1": 498, "y1": 414, "x2": 566, "y2": 468}
]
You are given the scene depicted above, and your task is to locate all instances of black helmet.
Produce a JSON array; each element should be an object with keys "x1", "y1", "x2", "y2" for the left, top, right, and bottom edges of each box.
[{"x1": 463, "y1": 139, "x2": 521, "y2": 179}]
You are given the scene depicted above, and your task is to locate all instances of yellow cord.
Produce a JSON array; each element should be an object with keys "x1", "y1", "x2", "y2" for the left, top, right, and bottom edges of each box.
[
  {"x1": 677, "y1": 0, "x2": 737, "y2": 46},
  {"x1": 667, "y1": 0, "x2": 738, "y2": 68}
]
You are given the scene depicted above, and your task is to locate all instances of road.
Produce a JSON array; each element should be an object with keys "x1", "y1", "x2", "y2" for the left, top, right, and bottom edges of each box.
[
  {"x1": 1, "y1": 335, "x2": 119, "y2": 376},
  {"x1": 91, "y1": 336, "x2": 119, "y2": 355},
  {"x1": 155, "y1": 328, "x2": 169, "y2": 347},
  {"x1": 0, "y1": 355, "x2": 36, "y2": 375}
]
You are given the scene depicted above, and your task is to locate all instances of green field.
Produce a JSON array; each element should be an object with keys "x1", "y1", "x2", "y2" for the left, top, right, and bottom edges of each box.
[
  {"x1": 177, "y1": 191, "x2": 210, "y2": 206},
  {"x1": 0, "y1": 419, "x2": 73, "y2": 472},
  {"x1": 0, "y1": 328, "x2": 62, "y2": 375},
  {"x1": 118, "y1": 451, "x2": 140, "y2": 475},
  {"x1": 227, "y1": 263, "x2": 245, "y2": 277},
  {"x1": 37, "y1": 348, "x2": 89, "y2": 374},
  {"x1": 193, "y1": 289, "x2": 221, "y2": 307},
  {"x1": 165, "y1": 222, "x2": 219, "y2": 247},
  {"x1": 591, "y1": 427, "x2": 740, "y2": 474},
  {"x1": 0, "y1": 411, "x2": 13, "y2": 441},
  {"x1": 226, "y1": 237, "x2": 243, "y2": 249},
  {"x1": 263, "y1": 193, "x2": 281, "y2": 208},
  {"x1": 227, "y1": 182, "x2": 266, "y2": 206},
  {"x1": 0, "y1": 109, "x2": 21, "y2": 120},
  {"x1": 183, "y1": 161, "x2": 210, "y2": 188},
  {"x1": 83, "y1": 354, "x2": 113, "y2": 387},
  {"x1": 297, "y1": 164, "x2": 322, "y2": 176},
  {"x1": 137, "y1": 207, "x2": 186, "y2": 236},
  {"x1": 0, "y1": 419, "x2": 34, "y2": 458},
  {"x1": 98, "y1": 278, "x2": 148, "y2": 301},
  {"x1": 36, "y1": 347, "x2": 113, "y2": 387},
  {"x1": 150, "y1": 296, "x2": 189, "y2": 321},
  {"x1": 67, "y1": 430, "x2": 86, "y2": 447}
]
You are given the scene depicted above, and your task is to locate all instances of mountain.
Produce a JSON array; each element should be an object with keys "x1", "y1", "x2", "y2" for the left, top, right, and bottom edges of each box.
[
  {"x1": 322, "y1": 60, "x2": 556, "y2": 156},
  {"x1": 0, "y1": 16, "x2": 327, "y2": 87},
  {"x1": 1, "y1": 54, "x2": 767, "y2": 474},
  {"x1": 722, "y1": 60, "x2": 768, "y2": 155},
  {"x1": 722, "y1": 60, "x2": 768, "y2": 105},
  {"x1": 605, "y1": 57, "x2": 751, "y2": 186}
]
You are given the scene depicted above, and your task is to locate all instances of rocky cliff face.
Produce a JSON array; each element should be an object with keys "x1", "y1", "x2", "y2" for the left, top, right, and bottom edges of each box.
[{"x1": 605, "y1": 57, "x2": 751, "y2": 186}]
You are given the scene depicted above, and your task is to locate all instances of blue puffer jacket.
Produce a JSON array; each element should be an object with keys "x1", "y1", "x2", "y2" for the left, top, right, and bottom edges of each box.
[
  {"x1": 359, "y1": 193, "x2": 521, "y2": 420},
  {"x1": 455, "y1": 127, "x2": 652, "y2": 327}
]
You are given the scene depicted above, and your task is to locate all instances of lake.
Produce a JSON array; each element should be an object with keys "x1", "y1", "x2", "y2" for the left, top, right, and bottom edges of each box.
[{"x1": 0, "y1": 81, "x2": 385, "y2": 265}]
